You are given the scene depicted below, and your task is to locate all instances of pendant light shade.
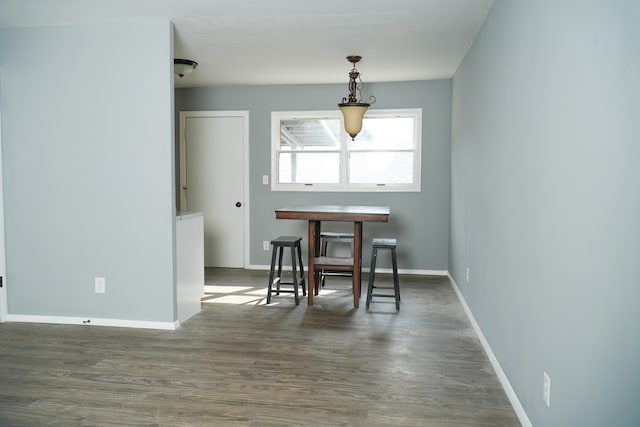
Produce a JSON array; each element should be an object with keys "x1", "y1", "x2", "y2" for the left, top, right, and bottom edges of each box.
[
  {"x1": 338, "y1": 55, "x2": 375, "y2": 140},
  {"x1": 339, "y1": 104, "x2": 369, "y2": 139}
]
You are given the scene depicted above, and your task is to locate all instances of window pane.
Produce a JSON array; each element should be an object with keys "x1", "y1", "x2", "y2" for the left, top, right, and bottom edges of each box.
[
  {"x1": 280, "y1": 119, "x2": 341, "y2": 151},
  {"x1": 350, "y1": 117, "x2": 415, "y2": 150},
  {"x1": 349, "y1": 152, "x2": 414, "y2": 184},
  {"x1": 279, "y1": 152, "x2": 340, "y2": 183}
]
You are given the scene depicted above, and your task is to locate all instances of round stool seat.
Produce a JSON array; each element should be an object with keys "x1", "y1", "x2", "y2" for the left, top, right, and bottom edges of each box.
[{"x1": 372, "y1": 238, "x2": 397, "y2": 248}]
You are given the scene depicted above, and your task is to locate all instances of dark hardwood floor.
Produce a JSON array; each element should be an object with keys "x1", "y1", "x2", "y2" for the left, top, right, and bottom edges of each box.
[{"x1": 0, "y1": 268, "x2": 520, "y2": 426}]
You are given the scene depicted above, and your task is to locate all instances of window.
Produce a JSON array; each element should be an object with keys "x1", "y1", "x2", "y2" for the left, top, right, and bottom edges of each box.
[{"x1": 271, "y1": 109, "x2": 421, "y2": 192}]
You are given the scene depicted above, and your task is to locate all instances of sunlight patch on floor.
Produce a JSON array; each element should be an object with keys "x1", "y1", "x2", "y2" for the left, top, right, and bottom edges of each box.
[
  {"x1": 315, "y1": 289, "x2": 338, "y2": 295},
  {"x1": 204, "y1": 285, "x2": 253, "y2": 294},
  {"x1": 244, "y1": 289, "x2": 271, "y2": 296},
  {"x1": 201, "y1": 283, "x2": 341, "y2": 306},
  {"x1": 203, "y1": 294, "x2": 267, "y2": 305}
]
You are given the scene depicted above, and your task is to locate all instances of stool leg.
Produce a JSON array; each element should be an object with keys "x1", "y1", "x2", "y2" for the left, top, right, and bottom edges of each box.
[
  {"x1": 276, "y1": 246, "x2": 284, "y2": 294},
  {"x1": 391, "y1": 247, "x2": 400, "y2": 310},
  {"x1": 267, "y1": 245, "x2": 278, "y2": 304},
  {"x1": 366, "y1": 247, "x2": 378, "y2": 309},
  {"x1": 296, "y1": 241, "x2": 307, "y2": 296},
  {"x1": 290, "y1": 243, "x2": 300, "y2": 305},
  {"x1": 320, "y1": 239, "x2": 328, "y2": 287}
]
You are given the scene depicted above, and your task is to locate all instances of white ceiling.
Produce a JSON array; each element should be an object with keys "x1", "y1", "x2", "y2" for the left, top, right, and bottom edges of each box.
[{"x1": 0, "y1": 0, "x2": 494, "y2": 88}]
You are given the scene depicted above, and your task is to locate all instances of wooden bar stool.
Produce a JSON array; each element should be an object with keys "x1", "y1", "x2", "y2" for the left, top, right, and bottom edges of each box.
[
  {"x1": 366, "y1": 238, "x2": 400, "y2": 310},
  {"x1": 267, "y1": 236, "x2": 307, "y2": 305},
  {"x1": 320, "y1": 231, "x2": 354, "y2": 287}
]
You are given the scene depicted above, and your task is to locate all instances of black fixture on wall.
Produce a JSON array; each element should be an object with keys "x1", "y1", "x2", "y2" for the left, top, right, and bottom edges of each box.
[{"x1": 174, "y1": 58, "x2": 198, "y2": 78}]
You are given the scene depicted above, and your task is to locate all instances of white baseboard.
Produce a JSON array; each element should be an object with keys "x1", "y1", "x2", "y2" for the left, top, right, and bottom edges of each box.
[
  {"x1": 448, "y1": 274, "x2": 532, "y2": 427},
  {"x1": 247, "y1": 264, "x2": 448, "y2": 276},
  {"x1": 6, "y1": 314, "x2": 180, "y2": 330}
]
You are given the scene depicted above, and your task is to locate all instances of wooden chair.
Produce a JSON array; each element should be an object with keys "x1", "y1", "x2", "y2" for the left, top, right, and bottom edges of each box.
[{"x1": 319, "y1": 231, "x2": 354, "y2": 287}]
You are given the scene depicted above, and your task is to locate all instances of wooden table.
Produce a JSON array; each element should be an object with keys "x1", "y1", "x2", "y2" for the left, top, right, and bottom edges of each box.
[{"x1": 275, "y1": 205, "x2": 390, "y2": 308}]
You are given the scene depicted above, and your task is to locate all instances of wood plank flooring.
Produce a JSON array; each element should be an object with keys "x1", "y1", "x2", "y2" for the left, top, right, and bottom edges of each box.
[{"x1": 0, "y1": 268, "x2": 520, "y2": 426}]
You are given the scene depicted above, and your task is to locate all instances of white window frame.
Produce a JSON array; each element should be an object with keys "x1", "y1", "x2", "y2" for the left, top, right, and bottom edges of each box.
[{"x1": 271, "y1": 108, "x2": 422, "y2": 192}]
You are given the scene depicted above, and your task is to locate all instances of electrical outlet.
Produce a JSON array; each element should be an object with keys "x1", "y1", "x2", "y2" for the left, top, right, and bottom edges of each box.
[
  {"x1": 263, "y1": 240, "x2": 270, "y2": 251},
  {"x1": 543, "y1": 372, "x2": 551, "y2": 407},
  {"x1": 95, "y1": 277, "x2": 106, "y2": 294},
  {"x1": 466, "y1": 267, "x2": 470, "y2": 283},
  {"x1": 262, "y1": 175, "x2": 269, "y2": 185}
]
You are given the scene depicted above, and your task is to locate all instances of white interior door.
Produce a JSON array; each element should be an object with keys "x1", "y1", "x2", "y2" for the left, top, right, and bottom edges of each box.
[{"x1": 179, "y1": 111, "x2": 248, "y2": 268}]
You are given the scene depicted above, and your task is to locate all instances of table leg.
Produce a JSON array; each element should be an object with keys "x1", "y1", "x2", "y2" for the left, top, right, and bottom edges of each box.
[
  {"x1": 313, "y1": 220, "x2": 321, "y2": 295},
  {"x1": 353, "y1": 221, "x2": 363, "y2": 308},
  {"x1": 307, "y1": 220, "x2": 315, "y2": 306}
]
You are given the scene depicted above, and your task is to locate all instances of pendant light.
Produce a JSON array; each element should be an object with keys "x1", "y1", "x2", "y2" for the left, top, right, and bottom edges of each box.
[{"x1": 338, "y1": 55, "x2": 376, "y2": 140}]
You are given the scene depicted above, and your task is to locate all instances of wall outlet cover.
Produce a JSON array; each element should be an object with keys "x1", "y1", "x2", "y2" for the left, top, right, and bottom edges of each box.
[{"x1": 95, "y1": 277, "x2": 106, "y2": 294}]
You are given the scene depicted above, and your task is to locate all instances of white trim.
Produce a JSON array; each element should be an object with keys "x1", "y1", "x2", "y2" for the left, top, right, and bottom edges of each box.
[
  {"x1": 242, "y1": 112, "x2": 250, "y2": 268},
  {"x1": 6, "y1": 314, "x2": 180, "y2": 330},
  {"x1": 178, "y1": 110, "x2": 250, "y2": 268},
  {"x1": 0, "y1": 87, "x2": 6, "y2": 322},
  {"x1": 247, "y1": 264, "x2": 448, "y2": 276},
  {"x1": 271, "y1": 109, "x2": 422, "y2": 192},
  {"x1": 448, "y1": 274, "x2": 532, "y2": 427},
  {"x1": 392, "y1": 268, "x2": 447, "y2": 276}
]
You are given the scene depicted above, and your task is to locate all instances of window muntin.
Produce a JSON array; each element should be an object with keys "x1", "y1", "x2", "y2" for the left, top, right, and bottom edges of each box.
[{"x1": 271, "y1": 109, "x2": 421, "y2": 192}]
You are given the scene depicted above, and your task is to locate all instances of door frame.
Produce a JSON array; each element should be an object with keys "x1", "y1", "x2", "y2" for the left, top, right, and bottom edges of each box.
[
  {"x1": 0, "y1": 97, "x2": 7, "y2": 321},
  {"x1": 178, "y1": 111, "x2": 250, "y2": 268}
]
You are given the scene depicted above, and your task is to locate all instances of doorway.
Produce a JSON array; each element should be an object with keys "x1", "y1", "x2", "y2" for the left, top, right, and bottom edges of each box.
[{"x1": 179, "y1": 111, "x2": 249, "y2": 268}]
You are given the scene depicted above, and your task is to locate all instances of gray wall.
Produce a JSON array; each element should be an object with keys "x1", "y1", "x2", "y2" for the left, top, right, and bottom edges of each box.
[
  {"x1": 175, "y1": 80, "x2": 451, "y2": 271},
  {"x1": 0, "y1": 21, "x2": 177, "y2": 322},
  {"x1": 451, "y1": 1, "x2": 640, "y2": 426}
]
